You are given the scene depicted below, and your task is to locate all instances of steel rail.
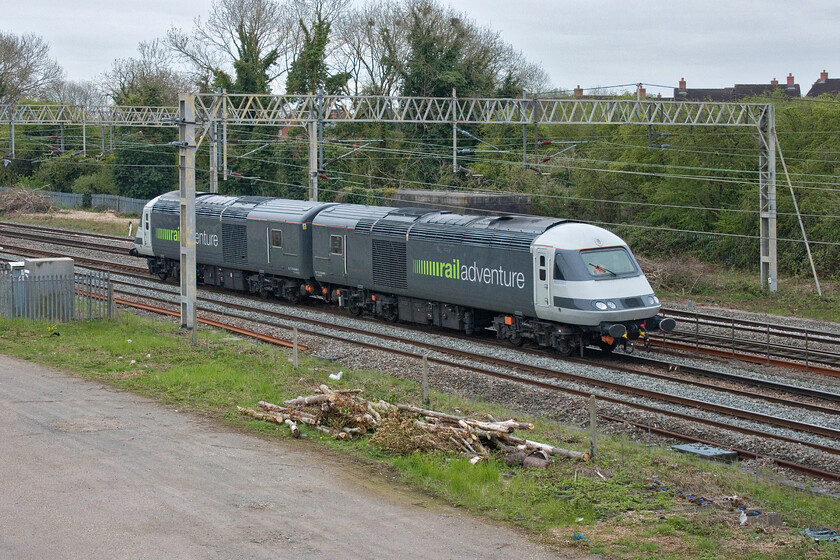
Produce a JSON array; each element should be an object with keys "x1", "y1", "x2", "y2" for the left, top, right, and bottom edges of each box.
[
  {"x1": 112, "y1": 282, "x2": 840, "y2": 451},
  {"x1": 620, "y1": 353, "x2": 840, "y2": 405},
  {"x1": 598, "y1": 414, "x2": 840, "y2": 482}
]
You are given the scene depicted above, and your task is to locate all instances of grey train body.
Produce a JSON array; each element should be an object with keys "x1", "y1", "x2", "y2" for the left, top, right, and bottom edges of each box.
[{"x1": 133, "y1": 191, "x2": 674, "y2": 355}]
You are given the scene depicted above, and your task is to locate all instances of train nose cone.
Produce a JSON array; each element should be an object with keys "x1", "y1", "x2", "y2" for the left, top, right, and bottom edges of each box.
[
  {"x1": 608, "y1": 324, "x2": 627, "y2": 338},
  {"x1": 659, "y1": 317, "x2": 676, "y2": 332}
]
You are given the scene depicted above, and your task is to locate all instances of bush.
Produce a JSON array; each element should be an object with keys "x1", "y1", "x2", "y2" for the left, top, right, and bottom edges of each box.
[{"x1": 71, "y1": 167, "x2": 117, "y2": 196}]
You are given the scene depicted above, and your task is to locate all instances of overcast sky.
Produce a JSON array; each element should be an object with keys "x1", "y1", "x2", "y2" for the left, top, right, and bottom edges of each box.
[{"x1": 7, "y1": 0, "x2": 840, "y2": 96}]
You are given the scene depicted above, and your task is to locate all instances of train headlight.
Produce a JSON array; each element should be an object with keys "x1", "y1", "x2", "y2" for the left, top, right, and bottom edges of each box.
[
  {"x1": 593, "y1": 301, "x2": 608, "y2": 310},
  {"x1": 606, "y1": 301, "x2": 617, "y2": 309},
  {"x1": 645, "y1": 295, "x2": 660, "y2": 306}
]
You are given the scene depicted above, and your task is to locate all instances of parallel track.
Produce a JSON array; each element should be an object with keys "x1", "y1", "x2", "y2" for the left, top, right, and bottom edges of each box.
[{"x1": 4, "y1": 223, "x2": 840, "y2": 482}]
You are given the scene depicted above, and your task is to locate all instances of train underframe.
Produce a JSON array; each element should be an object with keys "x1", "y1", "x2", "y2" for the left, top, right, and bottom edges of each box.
[{"x1": 148, "y1": 256, "x2": 657, "y2": 355}]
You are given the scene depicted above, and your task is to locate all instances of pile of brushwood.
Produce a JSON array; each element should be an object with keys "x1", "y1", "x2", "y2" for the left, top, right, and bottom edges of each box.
[
  {"x1": 0, "y1": 188, "x2": 53, "y2": 215},
  {"x1": 238, "y1": 384, "x2": 589, "y2": 466}
]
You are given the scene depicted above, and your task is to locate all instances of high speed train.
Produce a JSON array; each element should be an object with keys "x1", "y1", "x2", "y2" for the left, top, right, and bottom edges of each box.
[{"x1": 131, "y1": 192, "x2": 674, "y2": 355}]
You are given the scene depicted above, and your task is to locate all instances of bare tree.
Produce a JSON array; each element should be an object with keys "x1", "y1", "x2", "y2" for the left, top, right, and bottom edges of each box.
[
  {"x1": 44, "y1": 80, "x2": 107, "y2": 106},
  {"x1": 103, "y1": 40, "x2": 193, "y2": 105},
  {"x1": 167, "y1": 0, "x2": 293, "y2": 92},
  {"x1": 0, "y1": 31, "x2": 64, "y2": 103},
  {"x1": 334, "y1": 1, "x2": 407, "y2": 95},
  {"x1": 286, "y1": 0, "x2": 350, "y2": 70}
]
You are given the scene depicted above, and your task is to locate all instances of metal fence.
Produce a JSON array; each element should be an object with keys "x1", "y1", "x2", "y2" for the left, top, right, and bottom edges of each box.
[
  {"x1": 0, "y1": 268, "x2": 112, "y2": 322},
  {"x1": 0, "y1": 187, "x2": 147, "y2": 215},
  {"x1": 90, "y1": 194, "x2": 146, "y2": 214}
]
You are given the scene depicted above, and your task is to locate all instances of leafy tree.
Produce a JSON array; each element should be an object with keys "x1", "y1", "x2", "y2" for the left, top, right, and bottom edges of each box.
[
  {"x1": 105, "y1": 41, "x2": 187, "y2": 199},
  {"x1": 167, "y1": 0, "x2": 289, "y2": 92},
  {"x1": 285, "y1": 14, "x2": 350, "y2": 95}
]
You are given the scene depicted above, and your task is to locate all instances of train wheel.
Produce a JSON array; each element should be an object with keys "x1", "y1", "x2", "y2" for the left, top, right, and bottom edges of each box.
[
  {"x1": 157, "y1": 270, "x2": 169, "y2": 281},
  {"x1": 349, "y1": 303, "x2": 363, "y2": 316},
  {"x1": 259, "y1": 287, "x2": 270, "y2": 299},
  {"x1": 555, "y1": 340, "x2": 574, "y2": 356},
  {"x1": 508, "y1": 333, "x2": 524, "y2": 347}
]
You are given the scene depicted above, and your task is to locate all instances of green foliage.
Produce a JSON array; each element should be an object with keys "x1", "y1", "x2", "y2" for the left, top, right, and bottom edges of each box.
[
  {"x1": 337, "y1": 186, "x2": 396, "y2": 205},
  {"x1": 212, "y1": 24, "x2": 279, "y2": 95},
  {"x1": 71, "y1": 161, "x2": 117, "y2": 195},
  {"x1": 30, "y1": 154, "x2": 90, "y2": 192},
  {"x1": 113, "y1": 129, "x2": 177, "y2": 199},
  {"x1": 285, "y1": 16, "x2": 349, "y2": 95}
]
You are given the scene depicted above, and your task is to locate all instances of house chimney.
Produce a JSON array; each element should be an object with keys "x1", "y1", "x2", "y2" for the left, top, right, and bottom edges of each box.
[
  {"x1": 573, "y1": 85, "x2": 583, "y2": 98},
  {"x1": 787, "y1": 73, "x2": 795, "y2": 87},
  {"x1": 678, "y1": 77, "x2": 686, "y2": 91},
  {"x1": 821, "y1": 69, "x2": 829, "y2": 82},
  {"x1": 636, "y1": 84, "x2": 646, "y2": 99},
  {"x1": 771, "y1": 78, "x2": 778, "y2": 86}
]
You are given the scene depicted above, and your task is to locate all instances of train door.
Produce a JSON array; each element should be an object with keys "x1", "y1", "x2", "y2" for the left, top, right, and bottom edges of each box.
[
  {"x1": 139, "y1": 206, "x2": 152, "y2": 252},
  {"x1": 534, "y1": 246, "x2": 551, "y2": 309},
  {"x1": 329, "y1": 233, "x2": 347, "y2": 279}
]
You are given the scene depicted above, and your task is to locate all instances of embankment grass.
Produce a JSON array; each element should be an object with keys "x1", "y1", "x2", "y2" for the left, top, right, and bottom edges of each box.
[{"x1": 1, "y1": 313, "x2": 838, "y2": 559}]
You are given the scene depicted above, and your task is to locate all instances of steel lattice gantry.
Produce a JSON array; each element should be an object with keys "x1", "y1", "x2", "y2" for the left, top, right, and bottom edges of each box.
[
  {"x1": 1, "y1": 95, "x2": 778, "y2": 331},
  {"x1": 1, "y1": 95, "x2": 773, "y2": 127}
]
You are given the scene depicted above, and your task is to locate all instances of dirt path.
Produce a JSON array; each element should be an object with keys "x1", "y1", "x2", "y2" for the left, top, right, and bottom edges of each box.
[{"x1": 0, "y1": 355, "x2": 600, "y2": 560}]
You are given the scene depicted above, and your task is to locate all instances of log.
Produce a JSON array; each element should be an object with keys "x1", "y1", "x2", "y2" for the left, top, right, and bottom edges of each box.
[
  {"x1": 498, "y1": 433, "x2": 589, "y2": 461},
  {"x1": 398, "y1": 404, "x2": 465, "y2": 423},
  {"x1": 283, "y1": 394, "x2": 332, "y2": 406},
  {"x1": 370, "y1": 400, "x2": 398, "y2": 413},
  {"x1": 397, "y1": 405, "x2": 533, "y2": 432},
  {"x1": 285, "y1": 418, "x2": 301, "y2": 438},
  {"x1": 286, "y1": 410, "x2": 319, "y2": 425},
  {"x1": 317, "y1": 384, "x2": 362, "y2": 395},
  {"x1": 238, "y1": 406, "x2": 286, "y2": 424},
  {"x1": 257, "y1": 401, "x2": 288, "y2": 413},
  {"x1": 467, "y1": 419, "x2": 534, "y2": 432},
  {"x1": 314, "y1": 424, "x2": 348, "y2": 439},
  {"x1": 458, "y1": 436, "x2": 476, "y2": 455},
  {"x1": 366, "y1": 404, "x2": 382, "y2": 425}
]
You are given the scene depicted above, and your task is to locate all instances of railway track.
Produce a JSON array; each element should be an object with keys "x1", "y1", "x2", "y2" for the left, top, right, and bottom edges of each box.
[
  {"x1": 112, "y1": 278, "x2": 840, "y2": 481},
  {"x1": 654, "y1": 307, "x2": 840, "y2": 375},
  {"x1": 4, "y1": 222, "x2": 840, "y2": 482},
  {"x1": 5, "y1": 222, "x2": 840, "y2": 376}
]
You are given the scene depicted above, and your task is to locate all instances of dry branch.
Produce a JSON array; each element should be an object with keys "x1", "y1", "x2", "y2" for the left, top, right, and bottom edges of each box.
[{"x1": 241, "y1": 385, "x2": 588, "y2": 463}]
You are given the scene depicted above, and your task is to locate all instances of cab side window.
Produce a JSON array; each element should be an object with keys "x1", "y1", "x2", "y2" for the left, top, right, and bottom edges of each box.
[
  {"x1": 330, "y1": 235, "x2": 343, "y2": 255},
  {"x1": 270, "y1": 229, "x2": 283, "y2": 248}
]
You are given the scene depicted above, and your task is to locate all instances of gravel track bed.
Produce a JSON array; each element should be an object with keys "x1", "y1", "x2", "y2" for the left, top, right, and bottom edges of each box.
[
  {"x1": 114, "y1": 274, "x2": 840, "y2": 487},
  {"x1": 5, "y1": 236, "x2": 840, "y2": 492}
]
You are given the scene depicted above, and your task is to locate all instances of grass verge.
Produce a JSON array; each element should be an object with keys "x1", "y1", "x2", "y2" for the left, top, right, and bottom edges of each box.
[{"x1": 1, "y1": 312, "x2": 838, "y2": 559}]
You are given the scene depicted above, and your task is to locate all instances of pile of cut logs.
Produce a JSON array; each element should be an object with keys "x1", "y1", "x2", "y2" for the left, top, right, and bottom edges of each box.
[{"x1": 238, "y1": 384, "x2": 588, "y2": 466}]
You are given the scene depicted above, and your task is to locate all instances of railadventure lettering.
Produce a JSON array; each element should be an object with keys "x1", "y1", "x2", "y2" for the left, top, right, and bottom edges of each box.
[
  {"x1": 155, "y1": 228, "x2": 219, "y2": 247},
  {"x1": 155, "y1": 228, "x2": 179, "y2": 241},
  {"x1": 414, "y1": 258, "x2": 526, "y2": 289}
]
